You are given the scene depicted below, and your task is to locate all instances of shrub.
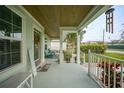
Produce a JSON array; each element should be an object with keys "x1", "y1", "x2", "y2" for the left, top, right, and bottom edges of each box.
[
  {"x1": 80, "y1": 43, "x2": 107, "y2": 54},
  {"x1": 63, "y1": 49, "x2": 72, "y2": 62}
]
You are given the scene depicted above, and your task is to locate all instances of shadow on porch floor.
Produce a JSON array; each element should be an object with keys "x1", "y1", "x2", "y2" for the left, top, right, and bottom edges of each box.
[{"x1": 34, "y1": 63, "x2": 100, "y2": 88}]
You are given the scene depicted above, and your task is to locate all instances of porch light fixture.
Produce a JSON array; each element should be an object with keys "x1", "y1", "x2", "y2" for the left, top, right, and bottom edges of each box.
[{"x1": 105, "y1": 8, "x2": 115, "y2": 34}]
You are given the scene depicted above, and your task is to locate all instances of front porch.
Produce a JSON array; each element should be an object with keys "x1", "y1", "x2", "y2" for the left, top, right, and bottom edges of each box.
[
  {"x1": 1, "y1": 5, "x2": 123, "y2": 88},
  {"x1": 34, "y1": 62, "x2": 99, "y2": 88}
]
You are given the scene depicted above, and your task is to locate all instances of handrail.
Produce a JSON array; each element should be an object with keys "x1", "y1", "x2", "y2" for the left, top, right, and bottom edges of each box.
[
  {"x1": 88, "y1": 50, "x2": 124, "y2": 88},
  {"x1": 93, "y1": 53, "x2": 124, "y2": 63}
]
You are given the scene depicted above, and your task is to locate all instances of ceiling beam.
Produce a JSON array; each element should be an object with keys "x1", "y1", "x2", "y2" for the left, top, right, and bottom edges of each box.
[{"x1": 60, "y1": 27, "x2": 77, "y2": 32}]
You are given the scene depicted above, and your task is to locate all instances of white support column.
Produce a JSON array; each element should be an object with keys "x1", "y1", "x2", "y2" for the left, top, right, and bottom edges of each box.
[
  {"x1": 41, "y1": 31, "x2": 45, "y2": 63},
  {"x1": 47, "y1": 39, "x2": 51, "y2": 49},
  {"x1": 77, "y1": 32, "x2": 80, "y2": 64},
  {"x1": 59, "y1": 30, "x2": 63, "y2": 64},
  {"x1": 88, "y1": 50, "x2": 91, "y2": 75}
]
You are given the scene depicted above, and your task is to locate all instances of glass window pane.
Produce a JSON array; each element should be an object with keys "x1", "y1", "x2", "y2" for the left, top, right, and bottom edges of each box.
[
  {"x1": 34, "y1": 31, "x2": 40, "y2": 61},
  {"x1": 0, "y1": 6, "x2": 11, "y2": 23},
  {"x1": 11, "y1": 40, "x2": 21, "y2": 64},
  {"x1": 11, "y1": 52, "x2": 20, "y2": 65},
  {"x1": 0, "y1": 39, "x2": 11, "y2": 70},
  {"x1": 0, "y1": 20, "x2": 12, "y2": 37},
  {"x1": 34, "y1": 45, "x2": 39, "y2": 60},
  {"x1": 0, "y1": 54, "x2": 11, "y2": 70},
  {"x1": 0, "y1": 39, "x2": 11, "y2": 53},
  {"x1": 13, "y1": 12, "x2": 22, "y2": 27},
  {"x1": 13, "y1": 25, "x2": 22, "y2": 39},
  {"x1": 0, "y1": 6, "x2": 22, "y2": 71}
]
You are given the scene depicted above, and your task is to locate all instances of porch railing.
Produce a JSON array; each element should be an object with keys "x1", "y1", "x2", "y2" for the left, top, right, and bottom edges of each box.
[{"x1": 88, "y1": 50, "x2": 124, "y2": 88}]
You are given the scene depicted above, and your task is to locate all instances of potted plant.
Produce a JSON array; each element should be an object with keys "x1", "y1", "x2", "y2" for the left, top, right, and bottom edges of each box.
[{"x1": 64, "y1": 49, "x2": 72, "y2": 63}]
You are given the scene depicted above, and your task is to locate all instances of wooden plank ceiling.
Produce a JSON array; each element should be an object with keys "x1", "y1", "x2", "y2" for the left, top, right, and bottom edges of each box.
[{"x1": 24, "y1": 5, "x2": 94, "y2": 38}]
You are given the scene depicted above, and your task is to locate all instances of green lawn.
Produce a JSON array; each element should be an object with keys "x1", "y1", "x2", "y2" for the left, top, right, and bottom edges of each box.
[
  {"x1": 83, "y1": 53, "x2": 124, "y2": 63},
  {"x1": 104, "y1": 53, "x2": 124, "y2": 60}
]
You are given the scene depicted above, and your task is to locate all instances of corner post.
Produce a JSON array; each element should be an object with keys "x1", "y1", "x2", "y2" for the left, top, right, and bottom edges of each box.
[
  {"x1": 41, "y1": 31, "x2": 45, "y2": 63},
  {"x1": 77, "y1": 32, "x2": 80, "y2": 64},
  {"x1": 59, "y1": 30, "x2": 63, "y2": 64},
  {"x1": 88, "y1": 49, "x2": 91, "y2": 75}
]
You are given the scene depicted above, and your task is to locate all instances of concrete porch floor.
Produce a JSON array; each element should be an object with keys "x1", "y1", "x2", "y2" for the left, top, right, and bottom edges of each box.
[{"x1": 34, "y1": 62, "x2": 100, "y2": 88}]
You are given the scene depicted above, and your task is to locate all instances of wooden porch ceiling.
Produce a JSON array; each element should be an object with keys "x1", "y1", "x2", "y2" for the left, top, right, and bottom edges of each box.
[{"x1": 23, "y1": 5, "x2": 94, "y2": 38}]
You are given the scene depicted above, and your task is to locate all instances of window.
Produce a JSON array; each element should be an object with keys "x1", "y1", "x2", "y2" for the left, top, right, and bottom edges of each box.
[
  {"x1": 0, "y1": 6, "x2": 22, "y2": 70},
  {"x1": 34, "y1": 30, "x2": 40, "y2": 60},
  {"x1": 34, "y1": 29, "x2": 41, "y2": 67}
]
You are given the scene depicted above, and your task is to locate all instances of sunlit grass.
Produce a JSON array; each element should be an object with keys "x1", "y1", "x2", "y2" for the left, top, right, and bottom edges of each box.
[
  {"x1": 104, "y1": 53, "x2": 124, "y2": 60},
  {"x1": 83, "y1": 52, "x2": 124, "y2": 63}
]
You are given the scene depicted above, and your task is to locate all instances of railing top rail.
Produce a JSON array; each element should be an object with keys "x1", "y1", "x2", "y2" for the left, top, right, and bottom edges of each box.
[{"x1": 91, "y1": 53, "x2": 124, "y2": 63}]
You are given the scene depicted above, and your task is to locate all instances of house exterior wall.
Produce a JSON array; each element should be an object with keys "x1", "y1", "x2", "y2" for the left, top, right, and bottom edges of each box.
[{"x1": 0, "y1": 6, "x2": 45, "y2": 83}]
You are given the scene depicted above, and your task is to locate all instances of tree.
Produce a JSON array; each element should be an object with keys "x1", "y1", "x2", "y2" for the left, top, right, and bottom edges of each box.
[{"x1": 118, "y1": 23, "x2": 124, "y2": 43}]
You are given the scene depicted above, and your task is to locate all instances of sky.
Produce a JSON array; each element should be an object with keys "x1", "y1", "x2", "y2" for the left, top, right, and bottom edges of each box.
[{"x1": 82, "y1": 5, "x2": 124, "y2": 42}]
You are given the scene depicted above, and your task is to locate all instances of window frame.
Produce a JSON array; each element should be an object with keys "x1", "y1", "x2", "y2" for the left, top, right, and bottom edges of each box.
[
  {"x1": 0, "y1": 6, "x2": 23, "y2": 72},
  {"x1": 34, "y1": 29, "x2": 41, "y2": 66}
]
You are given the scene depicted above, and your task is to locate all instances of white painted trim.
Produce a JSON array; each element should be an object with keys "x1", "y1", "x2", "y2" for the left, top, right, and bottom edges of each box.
[
  {"x1": 59, "y1": 30, "x2": 63, "y2": 64},
  {"x1": 33, "y1": 22, "x2": 44, "y2": 33},
  {"x1": 33, "y1": 24, "x2": 45, "y2": 64},
  {"x1": 60, "y1": 27, "x2": 77, "y2": 31},
  {"x1": 60, "y1": 27, "x2": 78, "y2": 41},
  {"x1": 41, "y1": 31, "x2": 45, "y2": 63},
  {"x1": 33, "y1": 24, "x2": 43, "y2": 61},
  {"x1": 18, "y1": 6, "x2": 44, "y2": 31},
  {"x1": 0, "y1": 6, "x2": 26, "y2": 73},
  {"x1": 6, "y1": 6, "x2": 25, "y2": 18},
  {"x1": 78, "y1": 5, "x2": 112, "y2": 31},
  {"x1": 36, "y1": 62, "x2": 43, "y2": 69},
  {"x1": 89, "y1": 52, "x2": 124, "y2": 88},
  {"x1": 17, "y1": 73, "x2": 33, "y2": 88},
  {"x1": 0, "y1": 63, "x2": 25, "y2": 74},
  {"x1": 0, "y1": 36, "x2": 22, "y2": 41},
  {"x1": 62, "y1": 30, "x2": 77, "y2": 33},
  {"x1": 17, "y1": 6, "x2": 45, "y2": 67},
  {"x1": 77, "y1": 33, "x2": 80, "y2": 64},
  {"x1": 5, "y1": 5, "x2": 27, "y2": 66},
  {"x1": 78, "y1": 6, "x2": 100, "y2": 29},
  {"x1": 36, "y1": 64, "x2": 41, "y2": 69},
  {"x1": 94, "y1": 53, "x2": 124, "y2": 62},
  {"x1": 34, "y1": 58, "x2": 40, "y2": 63}
]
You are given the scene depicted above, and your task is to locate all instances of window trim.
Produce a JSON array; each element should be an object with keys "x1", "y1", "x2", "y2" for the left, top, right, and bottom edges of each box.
[
  {"x1": 34, "y1": 29, "x2": 41, "y2": 63},
  {"x1": 0, "y1": 6, "x2": 23, "y2": 40},
  {"x1": 0, "y1": 36, "x2": 22, "y2": 41},
  {"x1": 0, "y1": 6, "x2": 23, "y2": 72}
]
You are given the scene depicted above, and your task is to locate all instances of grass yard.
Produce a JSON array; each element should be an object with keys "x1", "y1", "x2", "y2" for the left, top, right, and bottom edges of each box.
[
  {"x1": 104, "y1": 53, "x2": 124, "y2": 60},
  {"x1": 83, "y1": 52, "x2": 124, "y2": 63}
]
